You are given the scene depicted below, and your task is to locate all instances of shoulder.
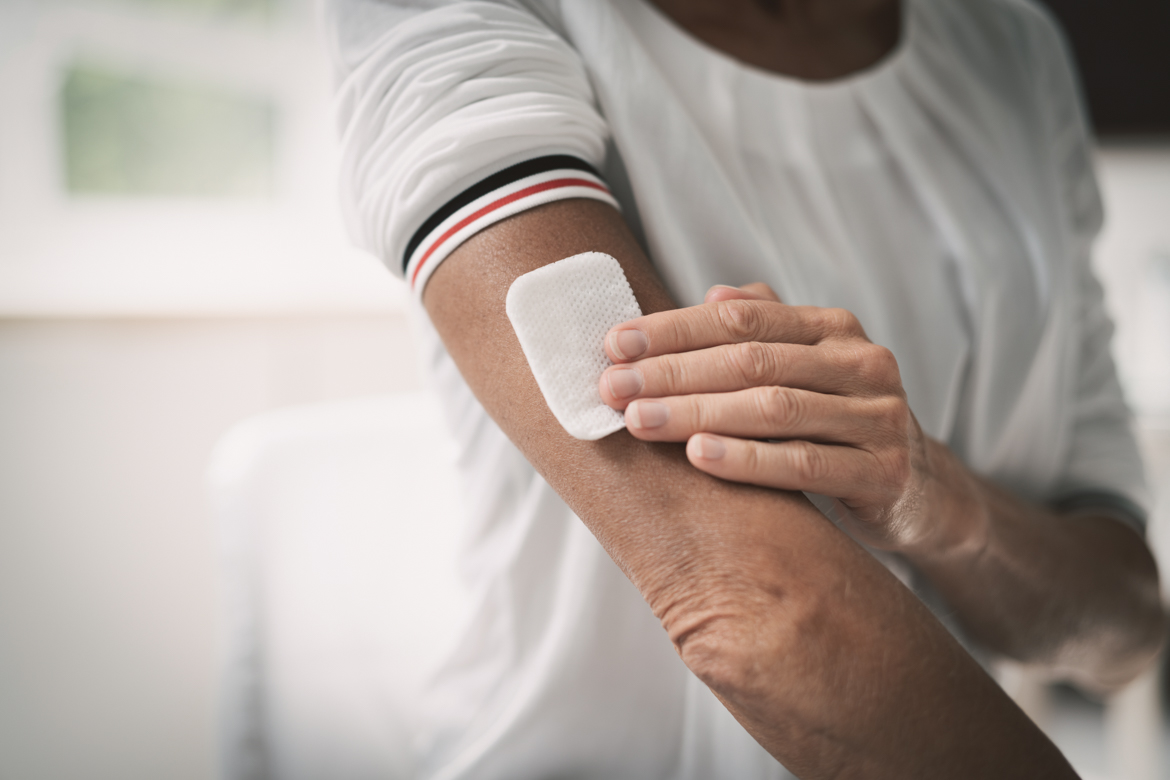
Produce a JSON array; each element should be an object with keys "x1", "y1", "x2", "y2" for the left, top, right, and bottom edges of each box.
[
  {"x1": 912, "y1": 0, "x2": 1085, "y2": 145},
  {"x1": 914, "y1": 0, "x2": 1076, "y2": 84},
  {"x1": 323, "y1": 0, "x2": 569, "y2": 73}
]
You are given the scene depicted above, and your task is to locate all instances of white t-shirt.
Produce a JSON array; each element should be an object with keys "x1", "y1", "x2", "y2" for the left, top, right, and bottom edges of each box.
[{"x1": 326, "y1": 0, "x2": 1149, "y2": 777}]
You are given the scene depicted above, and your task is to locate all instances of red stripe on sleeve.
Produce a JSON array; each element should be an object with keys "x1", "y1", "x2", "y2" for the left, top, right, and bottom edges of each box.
[{"x1": 410, "y1": 178, "x2": 610, "y2": 287}]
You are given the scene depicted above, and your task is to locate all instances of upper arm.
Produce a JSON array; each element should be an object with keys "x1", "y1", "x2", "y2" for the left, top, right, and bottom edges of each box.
[
  {"x1": 331, "y1": 0, "x2": 613, "y2": 293},
  {"x1": 328, "y1": 0, "x2": 739, "y2": 613},
  {"x1": 328, "y1": 0, "x2": 821, "y2": 612},
  {"x1": 422, "y1": 196, "x2": 779, "y2": 610},
  {"x1": 424, "y1": 199, "x2": 672, "y2": 463}
]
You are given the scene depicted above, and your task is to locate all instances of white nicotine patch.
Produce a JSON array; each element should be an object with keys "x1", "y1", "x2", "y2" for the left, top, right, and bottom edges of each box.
[{"x1": 506, "y1": 252, "x2": 643, "y2": 441}]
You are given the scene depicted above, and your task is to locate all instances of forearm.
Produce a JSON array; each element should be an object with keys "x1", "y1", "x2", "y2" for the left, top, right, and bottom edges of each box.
[
  {"x1": 592, "y1": 280, "x2": 1165, "y2": 689},
  {"x1": 426, "y1": 199, "x2": 1075, "y2": 776},
  {"x1": 907, "y1": 439, "x2": 1165, "y2": 689}
]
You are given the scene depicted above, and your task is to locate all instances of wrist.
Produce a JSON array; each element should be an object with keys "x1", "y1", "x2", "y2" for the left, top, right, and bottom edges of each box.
[{"x1": 901, "y1": 439, "x2": 992, "y2": 565}]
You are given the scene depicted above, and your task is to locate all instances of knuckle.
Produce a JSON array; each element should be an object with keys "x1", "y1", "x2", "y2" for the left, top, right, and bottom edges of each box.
[
  {"x1": 755, "y1": 385, "x2": 797, "y2": 428},
  {"x1": 730, "y1": 341, "x2": 776, "y2": 385},
  {"x1": 665, "y1": 317, "x2": 694, "y2": 353},
  {"x1": 791, "y1": 441, "x2": 826, "y2": 482},
  {"x1": 717, "y1": 300, "x2": 764, "y2": 341},
  {"x1": 657, "y1": 355, "x2": 688, "y2": 395},
  {"x1": 865, "y1": 396, "x2": 910, "y2": 445},
  {"x1": 741, "y1": 440, "x2": 764, "y2": 477},
  {"x1": 872, "y1": 346, "x2": 901, "y2": 381},
  {"x1": 840, "y1": 344, "x2": 870, "y2": 377},
  {"x1": 880, "y1": 447, "x2": 913, "y2": 488},
  {"x1": 692, "y1": 396, "x2": 717, "y2": 432},
  {"x1": 885, "y1": 397, "x2": 911, "y2": 431},
  {"x1": 853, "y1": 345, "x2": 901, "y2": 388},
  {"x1": 854, "y1": 348, "x2": 883, "y2": 382},
  {"x1": 824, "y1": 307, "x2": 862, "y2": 336}
]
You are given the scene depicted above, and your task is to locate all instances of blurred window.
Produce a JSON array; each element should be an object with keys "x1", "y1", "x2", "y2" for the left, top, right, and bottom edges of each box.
[
  {"x1": 0, "y1": 0, "x2": 402, "y2": 316},
  {"x1": 120, "y1": 0, "x2": 273, "y2": 20},
  {"x1": 62, "y1": 63, "x2": 276, "y2": 197}
]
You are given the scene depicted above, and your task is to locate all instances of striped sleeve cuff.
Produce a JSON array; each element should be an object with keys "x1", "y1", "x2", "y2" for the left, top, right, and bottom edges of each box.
[
  {"x1": 402, "y1": 154, "x2": 620, "y2": 296},
  {"x1": 1051, "y1": 489, "x2": 1148, "y2": 535}
]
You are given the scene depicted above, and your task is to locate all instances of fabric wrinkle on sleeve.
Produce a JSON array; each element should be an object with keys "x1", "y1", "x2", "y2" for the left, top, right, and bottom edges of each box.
[
  {"x1": 331, "y1": 0, "x2": 616, "y2": 299},
  {"x1": 1026, "y1": 3, "x2": 1151, "y2": 530}
]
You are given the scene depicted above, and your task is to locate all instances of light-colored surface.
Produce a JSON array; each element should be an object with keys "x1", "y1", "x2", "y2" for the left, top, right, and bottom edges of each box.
[
  {"x1": 0, "y1": 314, "x2": 419, "y2": 780},
  {"x1": 0, "y1": 0, "x2": 404, "y2": 317},
  {"x1": 210, "y1": 394, "x2": 467, "y2": 780},
  {"x1": 1094, "y1": 143, "x2": 1170, "y2": 419},
  {"x1": 1045, "y1": 675, "x2": 1170, "y2": 780},
  {"x1": 1105, "y1": 665, "x2": 1163, "y2": 780}
]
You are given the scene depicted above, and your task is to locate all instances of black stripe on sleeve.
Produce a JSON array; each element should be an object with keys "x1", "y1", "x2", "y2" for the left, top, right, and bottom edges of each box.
[{"x1": 402, "y1": 154, "x2": 604, "y2": 274}]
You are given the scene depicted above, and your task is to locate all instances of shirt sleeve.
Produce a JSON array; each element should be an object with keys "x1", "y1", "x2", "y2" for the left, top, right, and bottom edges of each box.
[
  {"x1": 1025, "y1": 2, "x2": 1151, "y2": 531},
  {"x1": 325, "y1": 0, "x2": 618, "y2": 298}
]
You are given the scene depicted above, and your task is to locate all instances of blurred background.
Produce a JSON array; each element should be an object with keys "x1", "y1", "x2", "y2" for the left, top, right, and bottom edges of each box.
[{"x1": 0, "y1": 0, "x2": 1166, "y2": 778}]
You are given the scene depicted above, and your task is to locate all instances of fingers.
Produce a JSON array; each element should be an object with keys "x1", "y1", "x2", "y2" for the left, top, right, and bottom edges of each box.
[
  {"x1": 703, "y1": 283, "x2": 782, "y2": 304},
  {"x1": 600, "y1": 341, "x2": 865, "y2": 407},
  {"x1": 605, "y1": 299, "x2": 866, "y2": 363},
  {"x1": 601, "y1": 338, "x2": 904, "y2": 409},
  {"x1": 622, "y1": 387, "x2": 904, "y2": 448},
  {"x1": 685, "y1": 434, "x2": 889, "y2": 500}
]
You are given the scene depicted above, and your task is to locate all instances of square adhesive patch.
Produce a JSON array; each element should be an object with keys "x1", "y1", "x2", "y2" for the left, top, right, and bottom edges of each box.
[{"x1": 506, "y1": 252, "x2": 643, "y2": 440}]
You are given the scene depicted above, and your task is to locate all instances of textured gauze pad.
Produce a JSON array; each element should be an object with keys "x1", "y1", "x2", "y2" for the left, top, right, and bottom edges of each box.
[{"x1": 506, "y1": 252, "x2": 643, "y2": 441}]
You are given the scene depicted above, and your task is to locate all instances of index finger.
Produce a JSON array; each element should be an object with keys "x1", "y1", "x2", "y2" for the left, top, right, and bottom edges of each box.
[{"x1": 605, "y1": 299, "x2": 855, "y2": 363}]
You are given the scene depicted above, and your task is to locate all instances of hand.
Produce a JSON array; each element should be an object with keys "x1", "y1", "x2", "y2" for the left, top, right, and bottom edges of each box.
[{"x1": 599, "y1": 283, "x2": 984, "y2": 555}]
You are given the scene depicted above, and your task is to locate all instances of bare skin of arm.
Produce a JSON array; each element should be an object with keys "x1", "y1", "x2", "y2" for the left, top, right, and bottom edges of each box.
[
  {"x1": 598, "y1": 284, "x2": 1165, "y2": 691},
  {"x1": 424, "y1": 198, "x2": 1078, "y2": 778},
  {"x1": 588, "y1": 0, "x2": 1164, "y2": 694},
  {"x1": 927, "y1": 476, "x2": 1164, "y2": 691}
]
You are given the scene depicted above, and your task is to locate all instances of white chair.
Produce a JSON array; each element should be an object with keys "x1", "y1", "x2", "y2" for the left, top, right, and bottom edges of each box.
[{"x1": 208, "y1": 394, "x2": 467, "y2": 780}]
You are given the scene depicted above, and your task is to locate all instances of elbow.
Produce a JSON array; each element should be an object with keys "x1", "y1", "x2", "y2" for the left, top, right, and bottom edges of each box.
[
  {"x1": 674, "y1": 617, "x2": 768, "y2": 704},
  {"x1": 662, "y1": 586, "x2": 802, "y2": 708},
  {"x1": 1124, "y1": 590, "x2": 1168, "y2": 675},
  {"x1": 1051, "y1": 558, "x2": 1168, "y2": 693},
  {"x1": 1071, "y1": 598, "x2": 1167, "y2": 694},
  {"x1": 1086, "y1": 550, "x2": 1167, "y2": 691},
  {"x1": 1013, "y1": 529, "x2": 1168, "y2": 693}
]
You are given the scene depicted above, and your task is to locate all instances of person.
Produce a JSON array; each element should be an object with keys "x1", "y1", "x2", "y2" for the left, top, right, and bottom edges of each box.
[{"x1": 325, "y1": 0, "x2": 1165, "y2": 776}]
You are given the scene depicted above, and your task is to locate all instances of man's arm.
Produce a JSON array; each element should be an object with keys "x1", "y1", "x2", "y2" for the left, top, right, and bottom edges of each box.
[
  {"x1": 910, "y1": 466, "x2": 1164, "y2": 691},
  {"x1": 423, "y1": 197, "x2": 1077, "y2": 778},
  {"x1": 593, "y1": 284, "x2": 1165, "y2": 692}
]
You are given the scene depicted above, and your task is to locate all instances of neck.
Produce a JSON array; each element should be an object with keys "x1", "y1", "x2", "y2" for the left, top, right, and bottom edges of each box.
[{"x1": 649, "y1": 0, "x2": 902, "y2": 81}]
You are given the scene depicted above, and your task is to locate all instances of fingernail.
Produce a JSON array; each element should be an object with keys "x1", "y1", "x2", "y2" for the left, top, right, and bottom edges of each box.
[
  {"x1": 609, "y1": 329, "x2": 648, "y2": 360},
  {"x1": 688, "y1": 434, "x2": 726, "y2": 460},
  {"x1": 705, "y1": 285, "x2": 734, "y2": 302},
  {"x1": 627, "y1": 400, "x2": 669, "y2": 429},
  {"x1": 605, "y1": 368, "x2": 643, "y2": 399}
]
